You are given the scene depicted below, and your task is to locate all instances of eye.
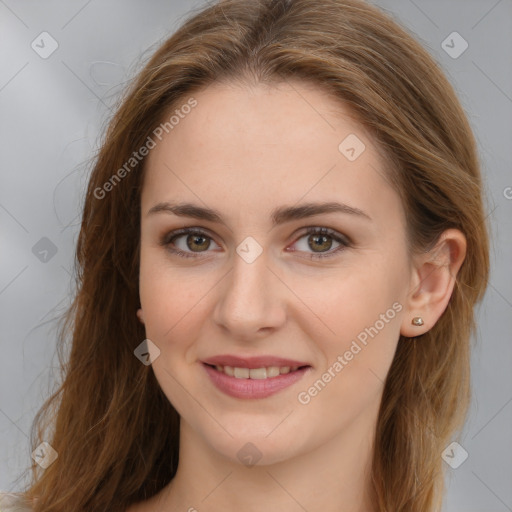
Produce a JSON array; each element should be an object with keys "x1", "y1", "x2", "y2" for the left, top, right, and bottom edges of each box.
[
  {"x1": 160, "y1": 228, "x2": 220, "y2": 259},
  {"x1": 289, "y1": 227, "x2": 351, "y2": 260},
  {"x1": 160, "y1": 226, "x2": 351, "y2": 260}
]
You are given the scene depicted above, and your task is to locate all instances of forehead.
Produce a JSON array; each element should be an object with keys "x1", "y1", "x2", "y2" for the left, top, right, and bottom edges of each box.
[{"x1": 141, "y1": 80, "x2": 400, "y2": 227}]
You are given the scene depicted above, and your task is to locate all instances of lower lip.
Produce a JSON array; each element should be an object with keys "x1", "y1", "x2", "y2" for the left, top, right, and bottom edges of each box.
[{"x1": 202, "y1": 363, "x2": 311, "y2": 399}]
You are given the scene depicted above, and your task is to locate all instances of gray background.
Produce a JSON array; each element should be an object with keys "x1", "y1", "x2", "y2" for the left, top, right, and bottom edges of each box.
[{"x1": 1, "y1": 1, "x2": 511, "y2": 510}]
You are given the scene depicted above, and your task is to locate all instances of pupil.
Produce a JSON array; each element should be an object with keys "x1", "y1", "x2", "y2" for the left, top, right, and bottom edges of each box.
[
  {"x1": 310, "y1": 234, "x2": 331, "y2": 252},
  {"x1": 189, "y1": 235, "x2": 209, "y2": 251}
]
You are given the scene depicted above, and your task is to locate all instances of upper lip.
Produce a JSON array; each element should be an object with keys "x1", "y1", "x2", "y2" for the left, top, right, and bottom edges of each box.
[{"x1": 202, "y1": 354, "x2": 311, "y2": 369}]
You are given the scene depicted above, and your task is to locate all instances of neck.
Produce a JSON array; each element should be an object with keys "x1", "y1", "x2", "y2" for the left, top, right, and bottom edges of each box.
[{"x1": 156, "y1": 407, "x2": 379, "y2": 512}]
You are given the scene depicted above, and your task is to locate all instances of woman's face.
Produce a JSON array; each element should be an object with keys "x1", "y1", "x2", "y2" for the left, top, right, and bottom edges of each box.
[{"x1": 138, "y1": 80, "x2": 413, "y2": 466}]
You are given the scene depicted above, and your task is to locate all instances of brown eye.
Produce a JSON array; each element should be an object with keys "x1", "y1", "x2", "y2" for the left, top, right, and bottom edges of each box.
[
  {"x1": 160, "y1": 226, "x2": 351, "y2": 261},
  {"x1": 182, "y1": 233, "x2": 211, "y2": 252},
  {"x1": 291, "y1": 227, "x2": 351, "y2": 260},
  {"x1": 308, "y1": 233, "x2": 334, "y2": 252},
  {"x1": 161, "y1": 228, "x2": 219, "y2": 259}
]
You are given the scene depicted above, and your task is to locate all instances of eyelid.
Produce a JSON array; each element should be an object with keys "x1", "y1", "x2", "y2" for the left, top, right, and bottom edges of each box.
[
  {"x1": 300, "y1": 226, "x2": 352, "y2": 246},
  {"x1": 160, "y1": 227, "x2": 221, "y2": 259},
  {"x1": 287, "y1": 226, "x2": 351, "y2": 260},
  {"x1": 160, "y1": 225, "x2": 352, "y2": 260}
]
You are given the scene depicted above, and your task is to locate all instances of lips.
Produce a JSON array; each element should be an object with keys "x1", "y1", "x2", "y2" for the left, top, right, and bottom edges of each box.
[{"x1": 201, "y1": 354, "x2": 312, "y2": 399}]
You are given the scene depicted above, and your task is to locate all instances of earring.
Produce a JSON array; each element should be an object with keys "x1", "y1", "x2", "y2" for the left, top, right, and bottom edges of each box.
[{"x1": 411, "y1": 316, "x2": 424, "y2": 326}]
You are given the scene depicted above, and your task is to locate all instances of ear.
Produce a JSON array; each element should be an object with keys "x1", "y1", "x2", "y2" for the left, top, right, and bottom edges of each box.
[
  {"x1": 136, "y1": 308, "x2": 145, "y2": 325},
  {"x1": 401, "y1": 229, "x2": 466, "y2": 337}
]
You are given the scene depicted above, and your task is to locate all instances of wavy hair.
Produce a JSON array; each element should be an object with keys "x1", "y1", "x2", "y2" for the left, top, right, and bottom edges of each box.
[{"x1": 16, "y1": 0, "x2": 489, "y2": 510}]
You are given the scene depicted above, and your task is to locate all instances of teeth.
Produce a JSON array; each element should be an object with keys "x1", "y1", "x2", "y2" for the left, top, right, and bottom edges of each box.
[
  {"x1": 212, "y1": 364, "x2": 303, "y2": 379},
  {"x1": 233, "y1": 367, "x2": 250, "y2": 378}
]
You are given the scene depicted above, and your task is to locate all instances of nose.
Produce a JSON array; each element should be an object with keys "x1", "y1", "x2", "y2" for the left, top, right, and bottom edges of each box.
[{"x1": 212, "y1": 248, "x2": 286, "y2": 341}]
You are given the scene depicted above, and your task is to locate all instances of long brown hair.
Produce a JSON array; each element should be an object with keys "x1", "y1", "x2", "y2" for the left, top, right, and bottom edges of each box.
[{"x1": 17, "y1": 0, "x2": 489, "y2": 510}]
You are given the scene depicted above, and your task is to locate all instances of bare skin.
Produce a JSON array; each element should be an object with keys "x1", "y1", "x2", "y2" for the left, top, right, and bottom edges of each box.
[{"x1": 128, "y1": 79, "x2": 466, "y2": 512}]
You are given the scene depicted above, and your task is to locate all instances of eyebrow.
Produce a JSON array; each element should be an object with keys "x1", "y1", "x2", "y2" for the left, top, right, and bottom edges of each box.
[{"x1": 146, "y1": 201, "x2": 371, "y2": 226}]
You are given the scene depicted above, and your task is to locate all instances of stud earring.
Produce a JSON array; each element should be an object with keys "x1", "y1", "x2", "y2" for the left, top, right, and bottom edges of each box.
[{"x1": 411, "y1": 316, "x2": 424, "y2": 326}]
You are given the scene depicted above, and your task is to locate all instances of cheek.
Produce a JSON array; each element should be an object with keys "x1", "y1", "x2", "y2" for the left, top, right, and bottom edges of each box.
[
  {"x1": 294, "y1": 261, "x2": 404, "y2": 348},
  {"x1": 138, "y1": 252, "x2": 209, "y2": 350},
  {"x1": 138, "y1": 257, "x2": 209, "y2": 408},
  {"x1": 295, "y1": 286, "x2": 402, "y2": 428},
  {"x1": 295, "y1": 256, "x2": 406, "y2": 406}
]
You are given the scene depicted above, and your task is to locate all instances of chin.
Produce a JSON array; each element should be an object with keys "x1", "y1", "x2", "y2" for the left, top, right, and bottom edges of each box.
[{"x1": 198, "y1": 423, "x2": 309, "y2": 468}]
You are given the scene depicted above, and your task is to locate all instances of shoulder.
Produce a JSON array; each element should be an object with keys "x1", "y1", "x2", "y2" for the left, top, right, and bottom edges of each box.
[{"x1": 0, "y1": 491, "x2": 34, "y2": 512}]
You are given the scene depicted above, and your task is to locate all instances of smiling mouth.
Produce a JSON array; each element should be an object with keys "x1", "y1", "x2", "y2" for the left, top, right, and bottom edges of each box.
[{"x1": 204, "y1": 363, "x2": 311, "y2": 380}]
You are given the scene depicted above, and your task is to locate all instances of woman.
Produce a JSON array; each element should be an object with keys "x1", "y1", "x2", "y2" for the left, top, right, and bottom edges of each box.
[{"x1": 0, "y1": 0, "x2": 489, "y2": 510}]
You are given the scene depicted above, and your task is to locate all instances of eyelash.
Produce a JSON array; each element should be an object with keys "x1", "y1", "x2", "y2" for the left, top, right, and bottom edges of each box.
[{"x1": 160, "y1": 226, "x2": 351, "y2": 261}]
